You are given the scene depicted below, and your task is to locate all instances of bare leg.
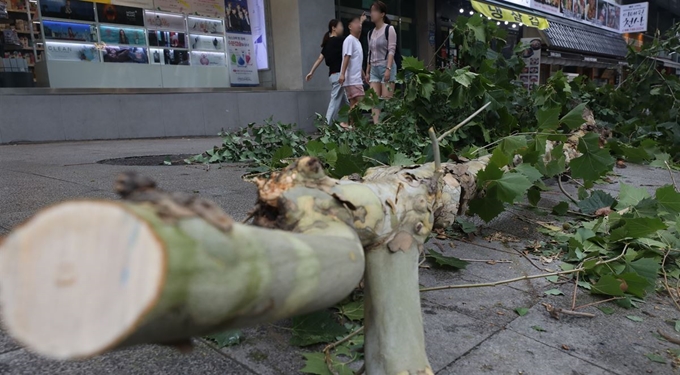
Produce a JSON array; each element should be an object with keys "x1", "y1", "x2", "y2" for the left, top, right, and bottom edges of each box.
[{"x1": 370, "y1": 82, "x2": 382, "y2": 124}]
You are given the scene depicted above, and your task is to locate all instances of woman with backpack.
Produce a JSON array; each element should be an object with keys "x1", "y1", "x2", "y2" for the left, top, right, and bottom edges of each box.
[{"x1": 366, "y1": 1, "x2": 397, "y2": 124}]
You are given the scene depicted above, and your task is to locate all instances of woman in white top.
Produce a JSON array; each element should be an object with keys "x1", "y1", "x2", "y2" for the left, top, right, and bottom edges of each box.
[{"x1": 366, "y1": 1, "x2": 397, "y2": 124}]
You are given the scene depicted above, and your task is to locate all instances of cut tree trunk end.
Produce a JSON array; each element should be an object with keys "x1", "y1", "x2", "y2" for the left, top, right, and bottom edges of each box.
[{"x1": 0, "y1": 199, "x2": 364, "y2": 360}]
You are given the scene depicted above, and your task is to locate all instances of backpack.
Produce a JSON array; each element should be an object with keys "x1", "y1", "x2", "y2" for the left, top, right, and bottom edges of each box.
[{"x1": 368, "y1": 25, "x2": 402, "y2": 71}]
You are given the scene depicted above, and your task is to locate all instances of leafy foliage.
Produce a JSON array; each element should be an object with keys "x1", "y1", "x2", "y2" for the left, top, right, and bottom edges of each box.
[{"x1": 204, "y1": 330, "x2": 242, "y2": 348}]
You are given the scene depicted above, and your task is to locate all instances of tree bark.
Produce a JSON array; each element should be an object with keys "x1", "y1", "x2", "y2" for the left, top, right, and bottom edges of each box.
[{"x1": 0, "y1": 197, "x2": 364, "y2": 360}]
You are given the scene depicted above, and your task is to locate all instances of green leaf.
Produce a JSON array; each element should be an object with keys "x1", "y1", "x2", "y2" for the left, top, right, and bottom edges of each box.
[
  {"x1": 306, "y1": 140, "x2": 325, "y2": 156},
  {"x1": 531, "y1": 325, "x2": 546, "y2": 332},
  {"x1": 338, "y1": 301, "x2": 364, "y2": 322},
  {"x1": 455, "y1": 217, "x2": 477, "y2": 234},
  {"x1": 674, "y1": 320, "x2": 680, "y2": 333},
  {"x1": 536, "y1": 106, "x2": 561, "y2": 131},
  {"x1": 427, "y1": 249, "x2": 469, "y2": 270},
  {"x1": 569, "y1": 133, "x2": 616, "y2": 183},
  {"x1": 598, "y1": 306, "x2": 615, "y2": 315},
  {"x1": 628, "y1": 258, "x2": 661, "y2": 287},
  {"x1": 618, "y1": 272, "x2": 652, "y2": 298},
  {"x1": 645, "y1": 353, "x2": 667, "y2": 364},
  {"x1": 271, "y1": 145, "x2": 294, "y2": 167},
  {"x1": 528, "y1": 186, "x2": 542, "y2": 206},
  {"x1": 577, "y1": 190, "x2": 616, "y2": 215},
  {"x1": 401, "y1": 56, "x2": 425, "y2": 71},
  {"x1": 497, "y1": 136, "x2": 528, "y2": 157},
  {"x1": 552, "y1": 202, "x2": 569, "y2": 216},
  {"x1": 560, "y1": 103, "x2": 587, "y2": 130},
  {"x1": 617, "y1": 183, "x2": 651, "y2": 208},
  {"x1": 656, "y1": 185, "x2": 680, "y2": 215},
  {"x1": 491, "y1": 172, "x2": 533, "y2": 204},
  {"x1": 515, "y1": 307, "x2": 529, "y2": 316},
  {"x1": 627, "y1": 315, "x2": 643, "y2": 322},
  {"x1": 514, "y1": 164, "x2": 543, "y2": 183},
  {"x1": 392, "y1": 152, "x2": 415, "y2": 166},
  {"x1": 468, "y1": 197, "x2": 505, "y2": 222},
  {"x1": 331, "y1": 153, "x2": 365, "y2": 179},
  {"x1": 591, "y1": 275, "x2": 626, "y2": 296},
  {"x1": 205, "y1": 330, "x2": 242, "y2": 348},
  {"x1": 546, "y1": 275, "x2": 559, "y2": 283},
  {"x1": 291, "y1": 311, "x2": 347, "y2": 347},
  {"x1": 452, "y1": 68, "x2": 478, "y2": 88},
  {"x1": 300, "y1": 353, "x2": 354, "y2": 375},
  {"x1": 544, "y1": 288, "x2": 564, "y2": 296},
  {"x1": 610, "y1": 217, "x2": 667, "y2": 241}
]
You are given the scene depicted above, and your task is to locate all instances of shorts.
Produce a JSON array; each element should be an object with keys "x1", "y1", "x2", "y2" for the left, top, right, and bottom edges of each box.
[
  {"x1": 345, "y1": 84, "x2": 365, "y2": 100},
  {"x1": 369, "y1": 62, "x2": 397, "y2": 83}
]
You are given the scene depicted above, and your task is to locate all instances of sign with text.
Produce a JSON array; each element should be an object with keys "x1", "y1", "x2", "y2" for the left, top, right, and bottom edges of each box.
[
  {"x1": 226, "y1": 33, "x2": 258, "y2": 86},
  {"x1": 620, "y1": 2, "x2": 648, "y2": 33},
  {"x1": 46, "y1": 42, "x2": 101, "y2": 62},
  {"x1": 97, "y1": 4, "x2": 144, "y2": 26},
  {"x1": 472, "y1": 1, "x2": 549, "y2": 30}
]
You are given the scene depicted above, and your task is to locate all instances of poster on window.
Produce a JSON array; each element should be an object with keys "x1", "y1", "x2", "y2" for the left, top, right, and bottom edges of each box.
[
  {"x1": 226, "y1": 33, "x2": 258, "y2": 86},
  {"x1": 144, "y1": 10, "x2": 186, "y2": 30},
  {"x1": 247, "y1": 0, "x2": 267, "y2": 70},
  {"x1": 519, "y1": 38, "x2": 541, "y2": 91},
  {"x1": 97, "y1": 4, "x2": 144, "y2": 26},
  {"x1": 40, "y1": 0, "x2": 96, "y2": 21},
  {"x1": 191, "y1": 51, "x2": 225, "y2": 66},
  {"x1": 102, "y1": 46, "x2": 149, "y2": 63},
  {"x1": 43, "y1": 21, "x2": 97, "y2": 42},
  {"x1": 101, "y1": 26, "x2": 146, "y2": 46},
  {"x1": 224, "y1": 0, "x2": 251, "y2": 33},
  {"x1": 620, "y1": 2, "x2": 648, "y2": 33},
  {"x1": 531, "y1": 0, "x2": 560, "y2": 15},
  {"x1": 188, "y1": 0, "x2": 224, "y2": 19},
  {"x1": 46, "y1": 42, "x2": 100, "y2": 62}
]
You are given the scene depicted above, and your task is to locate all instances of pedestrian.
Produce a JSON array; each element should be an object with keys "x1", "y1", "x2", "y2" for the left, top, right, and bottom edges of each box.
[
  {"x1": 305, "y1": 19, "x2": 348, "y2": 125},
  {"x1": 339, "y1": 16, "x2": 366, "y2": 126},
  {"x1": 366, "y1": 1, "x2": 397, "y2": 124}
]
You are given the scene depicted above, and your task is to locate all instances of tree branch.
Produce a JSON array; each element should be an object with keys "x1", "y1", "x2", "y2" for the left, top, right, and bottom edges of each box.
[{"x1": 437, "y1": 102, "x2": 491, "y2": 143}]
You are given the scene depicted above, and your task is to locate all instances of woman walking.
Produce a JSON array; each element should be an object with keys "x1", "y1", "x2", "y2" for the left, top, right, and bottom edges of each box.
[
  {"x1": 305, "y1": 19, "x2": 348, "y2": 125},
  {"x1": 366, "y1": 1, "x2": 397, "y2": 124}
]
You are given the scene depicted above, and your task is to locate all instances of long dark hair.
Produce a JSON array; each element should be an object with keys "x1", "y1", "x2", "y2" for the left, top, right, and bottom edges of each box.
[
  {"x1": 321, "y1": 19, "x2": 340, "y2": 48},
  {"x1": 371, "y1": 1, "x2": 390, "y2": 25}
]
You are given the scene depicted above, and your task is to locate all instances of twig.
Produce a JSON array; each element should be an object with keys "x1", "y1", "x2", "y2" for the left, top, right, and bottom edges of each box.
[
  {"x1": 571, "y1": 271, "x2": 580, "y2": 311},
  {"x1": 460, "y1": 258, "x2": 512, "y2": 264},
  {"x1": 542, "y1": 303, "x2": 595, "y2": 319},
  {"x1": 557, "y1": 177, "x2": 579, "y2": 205},
  {"x1": 421, "y1": 244, "x2": 629, "y2": 293},
  {"x1": 362, "y1": 155, "x2": 387, "y2": 166},
  {"x1": 514, "y1": 203, "x2": 594, "y2": 218},
  {"x1": 323, "y1": 326, "x2": 364, "y2": 355},
  {"x1": 428, "y1": 127, "x2": 442, "y2": 177},
  {"x1": 665, "y1": 161, "x2": 678, "y2": 191},
  {"x1": 437, "y1": 102, "x2": 491, "y2": 143},
  {"x1": 657, "y1": 329, "x2": 680, "y2": 346},
  {"x1": 661, "y1": 250, "x2": 680, "y2": 312},
  {"x1": 573, "y1": 297, "x2": 624, "y2": 311}
]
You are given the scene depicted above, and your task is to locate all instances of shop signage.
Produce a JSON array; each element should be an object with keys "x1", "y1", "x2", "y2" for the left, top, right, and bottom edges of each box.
[
  {"x1": 584, "y1": 57, "x2": 597, "y2": 62},
  {"x1": 81, "y1": 0, "x2": 154, "y2": 9},
  {"x1": 96, "y1": 3, "x2": 145, "y2": 26},
  {"x1": 550, "y1": 52, "x2": 561, "y2": 57},
  {"x1": 519, "y1": 38, "x2": 541, "y2": 91},
  {"x1": 620, "y1": 2, "x2": 648, "y2": 33},
  {"x1": 471, "y1": 1, "x2": 549, "y2": 30},
  {"x1": 500, "y1": 0, "x2": 531, "y2": 7}
]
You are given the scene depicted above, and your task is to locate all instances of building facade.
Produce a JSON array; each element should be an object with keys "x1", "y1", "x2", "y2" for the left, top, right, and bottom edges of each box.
[{"x1": 0, "y1": 0, "x2": 654, "y2": 143}]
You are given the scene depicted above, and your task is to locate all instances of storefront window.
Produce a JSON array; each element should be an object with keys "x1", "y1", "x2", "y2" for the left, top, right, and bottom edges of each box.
[{"x1": 0, "y1": 0, "x2": 269, "y2": 88}]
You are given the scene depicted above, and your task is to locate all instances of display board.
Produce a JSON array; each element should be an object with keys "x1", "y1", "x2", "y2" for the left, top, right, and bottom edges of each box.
[
  {"x1": 526, "y1": 0, "x2": 648, "y2": 33},
  {"x1": 224, "y1": 0, "x2": 258, "y2": 85},
  {"x1": 519, "y1": 38, "x2": 541, "y2": 90}
]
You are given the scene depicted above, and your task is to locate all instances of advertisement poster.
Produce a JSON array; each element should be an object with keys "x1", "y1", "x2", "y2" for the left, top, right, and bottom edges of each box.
[
  {"x1": 190, "y1": 34, "x2": 224, "y2": 51},
  {"x1": 152, "y1": 0, "x2": 190, "y2": 14},
  {"x1": 531, "y1": 0, "x2": 560, "y2": 15},
  {"x1": 519, "y1": 38, "x2": 541, "y2": 91},
  {"x1": 144, "y1": 10, "x2": 186, "y2": 30},
  {"x1": 226, "y1": 33, "x2": 258, "y2": 86},
  {"x1": 110, "y1": 0, "x2": 153, "y2": 9},
  {"x1": 188, "y1": 16, "x2": 224, "y2": 34},
  {"x1": 191, "y1": 51, "x2": 225, "y2": 66},
  {"x1": 103, "y1": 46, "x2": 149, "y2": 63},
  {"x1": 96, "y1": 3, "x2": 144, "y2": 25},
  {"x1": 45, "y1": 42, "x2": 100, "y2": 62},
  {"x1": 40, "y1": 0, "x2": 96, "y2": 21},
  {"x1": 188, "y1": 0, "x2": 224, "y2": 19},
  {"x1": 100, "y1": 26, "x2": 146, "y2": 46},
  {"x1": 43, "y1": 21, "x2": 97, "y2": 42},
  {"x1": 148, "y1": 31, "x2": 186, "y2": 48},
  {"x1": 149, "y1": 48, "x2": 190, "y2": 65},
  {"x1": 605, "y1": 2, "x2": 620, "y2": 30},
  {"x1": 224, "y1": 0, "x2": 251, "y2": 33},
  {"x1": 247, "y1": 0, "x2": 267, "y2": 69},
  {"x1": 620, "y1": 2, "x2": 648, "y2": 33}
]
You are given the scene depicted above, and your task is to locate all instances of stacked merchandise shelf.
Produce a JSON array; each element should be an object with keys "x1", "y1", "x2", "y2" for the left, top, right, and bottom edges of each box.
[{"x1": 0, "y1": 0, "x2": 42, "y2": 84}]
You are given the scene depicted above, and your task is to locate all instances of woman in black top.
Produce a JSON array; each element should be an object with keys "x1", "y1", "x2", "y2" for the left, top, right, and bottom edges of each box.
[{"x1": 305, "y1": 19, "x2": 348, "y2": 125}]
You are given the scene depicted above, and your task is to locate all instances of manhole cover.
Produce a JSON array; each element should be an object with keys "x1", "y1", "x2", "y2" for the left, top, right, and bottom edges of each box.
[{"x1": 97, "y1": 154, "x2": 195, "y2": 166}]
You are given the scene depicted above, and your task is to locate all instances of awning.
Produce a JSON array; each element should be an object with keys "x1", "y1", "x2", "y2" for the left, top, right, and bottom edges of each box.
[
  {"x1": 542, "y1": 19, "x2": 628, "y2": 59},
  {"x1": 471, "y1": 0, "x2": 549, "y2": 30},
  {"x1": 541, "y1": 51, "x2": 624, "y2": 69},
  {"x1": 655, "y1": 57, "x2": 680, "y2": 70}
]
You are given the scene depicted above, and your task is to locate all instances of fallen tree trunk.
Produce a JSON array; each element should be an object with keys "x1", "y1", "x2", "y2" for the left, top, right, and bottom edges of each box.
[{"x1": 0, "y1": 177, "x2": 365, "y2": 360}]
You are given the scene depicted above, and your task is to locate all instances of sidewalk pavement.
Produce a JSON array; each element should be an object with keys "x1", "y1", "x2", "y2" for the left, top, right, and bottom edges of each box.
[{"x1": 1, "y1": 138, "x2": 679, "y2": 375}]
